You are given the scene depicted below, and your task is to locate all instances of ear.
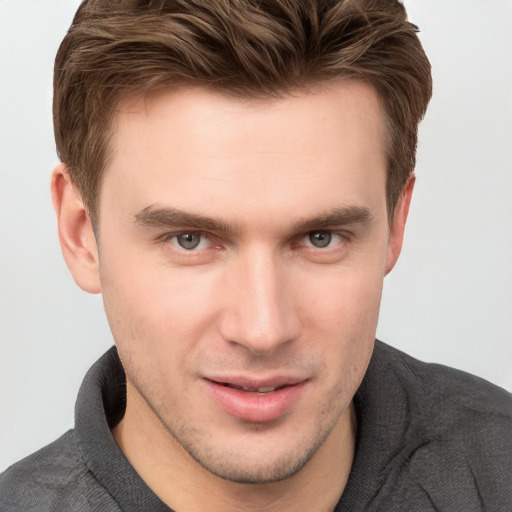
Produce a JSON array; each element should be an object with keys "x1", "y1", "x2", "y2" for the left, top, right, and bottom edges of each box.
[
  {"x1": 385, "y1": 175, "x2": 415, "y2": 275},
  {"x1": 51, "y1": 164, "x2": 101, "y2": 294}
]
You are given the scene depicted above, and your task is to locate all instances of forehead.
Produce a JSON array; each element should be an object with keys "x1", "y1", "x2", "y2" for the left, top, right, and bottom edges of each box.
[
  {"x1": 102, "y1": 81, "x2": 388, "y2": 226},
  {"x1": 113, "y1": 80, "x2": 386, "y2": 153}
]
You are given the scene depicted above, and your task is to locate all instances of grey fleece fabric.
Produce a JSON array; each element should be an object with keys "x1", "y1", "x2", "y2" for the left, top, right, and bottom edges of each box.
[{"x1": 1, "y1": 341, "x2": 511, "y2": 511}]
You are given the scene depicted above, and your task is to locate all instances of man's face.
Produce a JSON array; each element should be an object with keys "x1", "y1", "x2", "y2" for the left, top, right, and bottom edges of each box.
[{"x1": 95, "y1": 81, "x2": 403, "y2": 483}]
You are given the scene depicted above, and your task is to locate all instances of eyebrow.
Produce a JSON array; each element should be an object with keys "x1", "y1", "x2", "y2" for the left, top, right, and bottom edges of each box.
[
  {"x1": 292, "y1": 206, "x2": 373, "y2": 233},
  {"x1": 133, "y1": 205, "x2": 373, "y2": 234},
  {"x1": 133, "y1": 206, "x2": 240, "y2": 234}
]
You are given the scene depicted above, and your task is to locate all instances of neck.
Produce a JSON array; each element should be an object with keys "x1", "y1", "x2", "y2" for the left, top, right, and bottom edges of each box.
[{"x1": 113, "y1": 384, "x2": 356, "y2": 512}]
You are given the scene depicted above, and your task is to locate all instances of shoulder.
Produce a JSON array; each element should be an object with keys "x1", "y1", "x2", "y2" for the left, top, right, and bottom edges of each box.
[
  {"x1": 374, "y1": 340, "x2": 512, "y2": 422},
  {"x1": 370, "y1": 341, "x2": 512, "y2": 508},
  {"x1": 0, "y1": 430, "x2": 121, "y2": 512}
]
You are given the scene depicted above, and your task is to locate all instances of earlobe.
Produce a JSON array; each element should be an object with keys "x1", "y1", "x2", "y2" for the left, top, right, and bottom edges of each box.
[
  {"x1": 51, "y1": 164, "x2": 101, "y2": 294},
  {"x1": 385, "y1": 175, "x2": 415, "y2": 275}
]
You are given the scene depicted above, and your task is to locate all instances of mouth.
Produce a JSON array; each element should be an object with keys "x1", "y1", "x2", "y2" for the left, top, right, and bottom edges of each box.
[
  {"x1": 218, "y1": 382, "x2": 288, "y2": 393},
  {"x1": 203, "y1": 377, "x2": 308, "y2": 423}
]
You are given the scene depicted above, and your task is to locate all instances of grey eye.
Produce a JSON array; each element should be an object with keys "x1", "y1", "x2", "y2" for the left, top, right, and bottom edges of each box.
[
  {"x1": 308, "y1": 231, "x2": 332, "y2": 248},
  {"x1": 176, "y1": 233, "x2": 202, "y2": 250}
]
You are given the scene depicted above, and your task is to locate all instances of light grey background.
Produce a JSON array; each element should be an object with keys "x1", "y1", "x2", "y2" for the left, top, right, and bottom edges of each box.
[{"x1": 1, "y1": 0, "x2": 511, "y2": 473}]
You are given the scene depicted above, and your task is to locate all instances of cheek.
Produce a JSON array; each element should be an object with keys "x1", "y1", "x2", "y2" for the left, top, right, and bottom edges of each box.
[
  {"x1": 98, "y1": 248, "x2": 221, "y2": 364},
  {"x1": 296, "y1": 262, "x2": 384, "y2": 338},
  {"x1": 100, "y1": 268, "x2": 220, "y2": 412},
  {"x1": 293, "y1": 263, "x2": 383, "y2": 395}
]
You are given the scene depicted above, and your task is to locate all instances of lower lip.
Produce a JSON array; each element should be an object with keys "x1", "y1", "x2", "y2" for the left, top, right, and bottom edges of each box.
[{"x1": 204, "y1": 380, "x2": 307, "y2": 423}]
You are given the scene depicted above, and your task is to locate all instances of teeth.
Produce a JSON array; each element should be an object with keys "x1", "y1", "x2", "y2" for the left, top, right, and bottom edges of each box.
[
  {"x1": 221, "y1": 383, "x2": 280, "y2": 392},
  {"x1": 256, "y1": 386, "x2": 278, "y2": 393}
]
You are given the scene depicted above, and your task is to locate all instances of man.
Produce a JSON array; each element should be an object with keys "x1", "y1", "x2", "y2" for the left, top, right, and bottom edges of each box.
[{"x1": 1, "y1": 0, "x2": 511, "y2": 511}]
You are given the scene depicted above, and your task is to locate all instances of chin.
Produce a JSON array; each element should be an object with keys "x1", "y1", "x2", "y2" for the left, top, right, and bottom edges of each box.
[
  {"x1": 184, "y1": 441, "x2": 319, "y2": 484},
  {"x1": 169, "y1": 410, "x2": 341, "y2": 485}
]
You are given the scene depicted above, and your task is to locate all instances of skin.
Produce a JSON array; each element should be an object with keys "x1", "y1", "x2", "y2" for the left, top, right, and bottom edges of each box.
[{"x1": 52, "y1": 80, "x2": 414, "y2": 512}]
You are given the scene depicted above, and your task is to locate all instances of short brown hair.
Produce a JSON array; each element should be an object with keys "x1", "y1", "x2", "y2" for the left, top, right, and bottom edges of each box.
[{"x1": 54, "y1": 0, "x2": 432, "y2": 223}]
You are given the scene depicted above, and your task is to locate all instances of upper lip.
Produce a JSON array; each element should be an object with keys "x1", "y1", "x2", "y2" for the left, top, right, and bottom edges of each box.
[{"x1": 204, "y1": 375, "x2": 308, "y2": 392}]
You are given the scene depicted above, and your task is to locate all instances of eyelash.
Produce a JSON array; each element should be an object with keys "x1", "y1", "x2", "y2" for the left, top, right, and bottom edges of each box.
[
  {"x1": 298, "y1": 231, "x2": 347, "y2": 250},
  {"x1": 159, "y1": 231, "x2": 215, "y2": 251},
  {"x1": 158, "y1": 230, "x2": 350, "y2": 253}
]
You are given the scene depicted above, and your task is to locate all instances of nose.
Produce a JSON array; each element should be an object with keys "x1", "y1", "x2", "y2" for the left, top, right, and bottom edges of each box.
[{"x1": 219, "y1": 247, "x2": 300, "y2": 355}]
